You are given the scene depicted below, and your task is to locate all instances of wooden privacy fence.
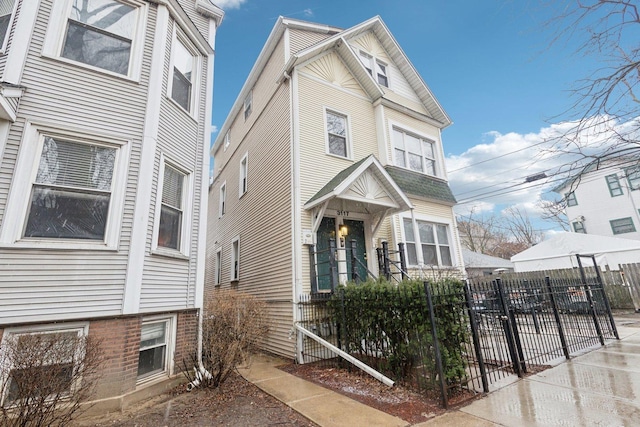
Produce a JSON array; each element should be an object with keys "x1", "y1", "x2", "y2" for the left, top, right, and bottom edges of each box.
[{"x1": 620, "y1": 263, "x2": 640, "y2": 311}]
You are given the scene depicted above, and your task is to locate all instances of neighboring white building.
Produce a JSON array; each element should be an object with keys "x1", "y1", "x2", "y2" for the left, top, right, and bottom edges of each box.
[
  {"x1": 555, "y1": 159, "x2": 640, "y2": 240},
  {"x1": 511, "y1": 233, "x2": 640, "y2": 272},
  {"x1": 0, "y1": 0, "x2": 222, "y2": 410}
]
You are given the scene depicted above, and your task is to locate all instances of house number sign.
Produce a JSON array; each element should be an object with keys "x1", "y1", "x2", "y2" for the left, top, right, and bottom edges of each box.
[{"x1": 336, "y1": 211, "x2": 349, "y2": 217}]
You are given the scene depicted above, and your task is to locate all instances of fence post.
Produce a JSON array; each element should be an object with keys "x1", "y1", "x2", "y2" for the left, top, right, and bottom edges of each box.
[
  {"x1": 376, "y1": 247, "x2": 384, "y2": 277},
  {"x1": 350, "y1": 240, "x2": 358, "y2": 282},
  {"x1": 398, "y1": 243, "x2": 408, "y2": 281},
  {"x1": 424, "y1": 281, "x2": 448, "y2": 409},
  {"x1": 545, "y1": 276, "x2": 570, "y2": 359},
  {"x1": 329, "y1": 238, "x2": 338, "y2": 292},
  {"x1": 463, "y1": 281, "x2": 489, "y2": 393},
  {"x1": 382, "y1": 241, "x2": 391, "y2": 280},
  {"x1": 495, "y1": 278, "x2": 523, "y2": 378},
  {"x1": 576, "y1": 255, "x2": 605, "y2": 346},
  {"x1": 309, "y1": 244, "x2": 318, "y2": 294},
  {"x1": 593, "y1": 256, "x2": 619, "y2": 339}
]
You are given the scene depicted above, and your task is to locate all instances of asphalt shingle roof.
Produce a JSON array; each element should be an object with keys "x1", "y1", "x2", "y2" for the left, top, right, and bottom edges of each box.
[{"x1": 384, "y1": 166, "x2": 457, "y2": 204}]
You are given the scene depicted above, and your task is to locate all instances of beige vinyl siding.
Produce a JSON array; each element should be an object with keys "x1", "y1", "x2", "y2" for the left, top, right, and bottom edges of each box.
[
  {"x1": 140, "y1": 16, "x2": 208, "y2": 311},
  {"x1": 301, "y1": 52, "x2": 367, "y2": 97},
  {"x1": 215, "y1": 37, "x2": 286, "y2": 175},
  {"x1": 288, "y1": 27, "x2": 333, "y2": 55},
  {"x1": 384, "y1": 90, "x2": 429, "y2": 115},
  {"x1": 0, "y1": 1, "x2": 157, "y2": 324},
  {"x1": 207, "y1": 32, "x2": 294, "y2": 357}
]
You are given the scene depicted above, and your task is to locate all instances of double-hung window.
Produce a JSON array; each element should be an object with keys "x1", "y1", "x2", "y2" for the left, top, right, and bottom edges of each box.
[
  {"x1": 565, "y1": 192, "x2": 578, "y2": 207},
  {"x1": 611, "y1": 217, "x2": 636, "y2": 235},
  {"x1": 606, "y1": 174, "x2": 623, "y2": 197},
  {"x1": 157, "y1": 164, "x2": 186, "y2": 251},
  {"x1": 171, "y1": 38, "x2": 196, "y2": 112},
  {"x1": 215, "y1": 248, "x2": 222, "y2": 286},
  {"x1": 231, "y1": 236, "x2": 240, "y2": 281},
  {"x1": 0, "y1": 324, "x2": 87, "y2": 407},
  {"x1": 61, "y1": 0, "x2": 138, "y2": 75},
  {"x1": 403, "y1": 218, "x2": 452, "y2": 267},
  {"x1": 138, "y1": 317, "x2": 175, "y2": 381},
  {"x1": 243, "y1": 91, "x2": 252, "y2": 120},
  {"x1": 625, "y1": 167, "x2": 640, "y2": 190},
  {"x1": 359, "y1": 51, "x2": 373, "y2": 75},
  {"x1": 326, "y1": 110, "x2": 349, "y2": 158},
  {"x1": 0, "y1": 0, "x2": 16, "y2": 50},
  {"x1": 24, "y1": 136, "x2": 116, "y2": 241},
  {"x1": 393, "y1": 128, "x2": 436, "y2": 175},
  {"x1": 239, "y1": 153, "x2": 248, "y2": 197},
  {"x1": 573, "y1": 221, "x2": 586, "y2": 234},
  {"x1": 375, "y1": 61, "x2": 388, "y2": 87},
  {"x1": 359, "y1": 50, "x2": 389, "y2": 87},
  {"x1": 219, "y1": 182, "x2": 226, "y2": 217}
]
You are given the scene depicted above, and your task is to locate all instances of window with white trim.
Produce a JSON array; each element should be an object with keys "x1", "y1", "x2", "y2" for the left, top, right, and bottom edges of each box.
[
  {"x1": 219, "y1": 182, "x2": 226, "y2": 217},
  {"x1": 239, "y1": 153, "x2": 248, "y2": 197},
  {"x1": 358, "y1": 50, "x2": 389, "y2": 87},
  {"x1": 215, "y1": 248, "x2": 222, "y2": 286},
  {"x1": 565, "y1": 192, "x2": 578, "y2": 207},
  {"x1": 403, "y1": 218, "x2": 452, "y2": 266},
  {"x1": 326, "y1": 110, "x2": 348, "y2": 158},
  {"x1": 157, "y1": 162, "x2": 188, "y2": 252},
  {"x1": 223, "y1": 131, "x2": 230, "y2": 151},
  {"x1": 625, "y1": 167, "x2": 640, "y2": 190},
  {"x1": 375, "y1": 61, "x2": 388, "y2": 87},
  {"x1": 138, "y1": 317, "x2": 174, "y2": 380},
  {"x1": 0, "y1": 324, "x2": 88, "y2": 407},
  {"x1": 231, "y1": 236, "x2": 239, "y2": 281},
  {"x1": 393, "y1": 128, "x2": 436, "y2": 175},
  {"x1": 359, "y1": 50, "x2": 373, "y2": 75},
  {"x1": 606, "y1": 174, "x2": 623, "y2": 197},
  {"x1": 243, "y1": 90, "x2": 252, "y2": 120},
  {"x1": 611, "y1": 217, "x2": 636, "y2": 235},
  {"x1": 0, "y1": 0, "x2": 16, "y2": 50},
  {"x1": 170, "y1": 37, "x2": 196, "y2": 112},
  {"x1": 24, "y1": 136, "x2": 117, "y2": 241},
  {"x1": 61, "y1": 0, "x2": 139, "y2": 75},
  {"x1": 572, "y1": 221, "x2": 586, "y2": 234}
]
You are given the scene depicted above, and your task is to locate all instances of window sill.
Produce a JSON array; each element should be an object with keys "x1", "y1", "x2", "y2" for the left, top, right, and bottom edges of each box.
[
  {"x1": 0, "y1": 239, "x2": 118, "y2": 251},
  {"x1": 40, "y1": 53, "x2": 141, "y2": 84},
  {"x1": 136, "y1": 370, "x2": 170, "y2": 387},
  {"x1": 151, "y1": 248, "x2": 190, "y2": 260},
  {"x1": 325, "y1": 152, "x2": 353, "y2": 162}
]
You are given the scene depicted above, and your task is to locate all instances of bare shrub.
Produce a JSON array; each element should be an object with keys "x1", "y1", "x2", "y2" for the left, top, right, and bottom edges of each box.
[
  {"x1": 0, "y1": 332, "x2": 102, "y2": 427},
  {"x1": 190, "y1": 290, "x2": 269, "y2": 388}
]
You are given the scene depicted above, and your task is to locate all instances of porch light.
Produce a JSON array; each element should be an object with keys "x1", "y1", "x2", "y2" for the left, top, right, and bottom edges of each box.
[{"x1": 339, "y1": 224, "x2": 348, "y2": 237}]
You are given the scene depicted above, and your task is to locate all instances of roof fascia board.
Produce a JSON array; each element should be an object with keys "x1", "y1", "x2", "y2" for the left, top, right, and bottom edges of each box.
[
  {"x1": 152, "y1": 0, "x2": 214, "y2": 54},
  {"x1": 195, "y1": 0, "x2": 224, "y2": 25}
]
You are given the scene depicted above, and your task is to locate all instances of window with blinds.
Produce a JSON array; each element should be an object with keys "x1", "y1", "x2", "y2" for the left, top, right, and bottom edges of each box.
[
  {"x1": 138, "y1": 321, "x2": 168, "y2": 378},
  {"x1": 23, "y1": 136, "x2": 116, "y2": 240},
  {"x1": 158, "y1": 164, "x2": 185, "y2": 250}
]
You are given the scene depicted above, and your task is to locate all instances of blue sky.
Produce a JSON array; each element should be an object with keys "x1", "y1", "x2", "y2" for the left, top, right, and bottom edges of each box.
[{"x1": 211, "y1": 0, "x2": 601, "y2": 233}]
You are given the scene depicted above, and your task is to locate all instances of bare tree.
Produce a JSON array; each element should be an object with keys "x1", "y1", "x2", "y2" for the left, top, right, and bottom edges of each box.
[
  {"x1": 457, "y1": 208, "x2": 505, "y2": 254},
  {"x1": 538, "y1": 198, "x2": 570, "y2": 231},
  {"x1": 0, "y1": 333, "x2": 102, "y2": 427},
  {"x1": 544, "y1": 0, "x2": 640, "y2": 179}
]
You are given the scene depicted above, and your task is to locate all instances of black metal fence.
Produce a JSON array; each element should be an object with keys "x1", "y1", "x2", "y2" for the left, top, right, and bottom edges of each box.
[{"x1": 297, "y1": 258, "x2": 619, "y2": 408}]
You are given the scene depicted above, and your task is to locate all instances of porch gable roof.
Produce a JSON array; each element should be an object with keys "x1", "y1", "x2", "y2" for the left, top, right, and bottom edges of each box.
[{"x1": 304, "y1": 155, "x2": 413, "y2": 213}]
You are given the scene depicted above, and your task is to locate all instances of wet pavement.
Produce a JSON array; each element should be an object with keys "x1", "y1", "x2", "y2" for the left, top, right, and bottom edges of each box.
[{"x1": 458, "y1": 318, "x2": 640, "y2": 426}]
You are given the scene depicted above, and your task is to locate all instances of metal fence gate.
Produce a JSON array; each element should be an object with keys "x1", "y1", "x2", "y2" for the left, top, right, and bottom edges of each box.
[{"x1": 467, "y1": 254, "x2": 619, "y2": 389}]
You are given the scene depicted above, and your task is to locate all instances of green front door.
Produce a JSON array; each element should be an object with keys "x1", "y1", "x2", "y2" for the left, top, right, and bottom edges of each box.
[
  {"x1": 344, "y1": 219, "x2": 367, "y2": 282},
  {"x1": 316, "y1": 217, "x2": 336, "y2": 292}
]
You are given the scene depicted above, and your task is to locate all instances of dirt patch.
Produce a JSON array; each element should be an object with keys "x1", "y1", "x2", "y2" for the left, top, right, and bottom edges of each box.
[
  {"x1": 279, "y1": 363, "x2": 475, "y2": 425},
  {"x1": 73, "y1": 373, "x2": 317, "y2": 427}
]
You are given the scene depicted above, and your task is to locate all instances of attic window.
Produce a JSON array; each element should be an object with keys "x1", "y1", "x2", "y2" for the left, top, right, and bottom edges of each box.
[
  {"x1": 359, "y1": 51, "x2": 372, "y2": 75},
  {"x1": 358, "y1": 50, "x2": 388, "y2": 88},
  {"x1": 376, "y1": 61, "x2": 388, "y2": 87}
]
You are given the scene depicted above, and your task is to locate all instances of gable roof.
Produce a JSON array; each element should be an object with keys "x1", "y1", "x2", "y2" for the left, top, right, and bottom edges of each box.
[
  {"x1": 212, "y1": 15, "x2": 452, "y2": 155},
  {"x1": 282, "y1": 16, "x2": 451, "y2": 128},
  {"x1": 304, "y1": 155, "x2": 413, "y2": 213}
]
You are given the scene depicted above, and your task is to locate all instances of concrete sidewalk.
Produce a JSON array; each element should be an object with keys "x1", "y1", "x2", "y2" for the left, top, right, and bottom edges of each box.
[{"x1": 239, "y1": 315, "x2": 640, "y2": 426}]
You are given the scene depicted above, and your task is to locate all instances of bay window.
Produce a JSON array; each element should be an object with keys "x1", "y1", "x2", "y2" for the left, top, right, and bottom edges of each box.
[
  {"x1": 393, "y1": 128, "x2": 436, "y2": 175},
  {"x1": 403, "y1": 218, "x2": 452, "y2": 267}
]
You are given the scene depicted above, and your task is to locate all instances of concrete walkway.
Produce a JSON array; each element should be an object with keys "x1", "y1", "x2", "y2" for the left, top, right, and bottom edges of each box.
[{"x1": 240, "y1": 314, "x2": 640, "y2": 426}]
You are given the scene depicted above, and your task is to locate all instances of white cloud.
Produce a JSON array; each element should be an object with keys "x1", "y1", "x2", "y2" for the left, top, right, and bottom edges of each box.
[
  {"x1": 303, "y1": 8, "x2": 313, "y2": 17},
  {"x1": 212, "y1": 125, "x2": 219, "y2": 133},
  {"x1": 213, "y1": 0, "x2": 247, "y2": 10},
  {"x1": 446, "y1": 116, "x2": 639, "y2": 228}
]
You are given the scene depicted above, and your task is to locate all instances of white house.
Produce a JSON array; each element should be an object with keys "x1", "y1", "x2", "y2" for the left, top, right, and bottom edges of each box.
[
  {"x1": 555, "y1": 159, "x2": 640, "y2": 240},
  {"x1": 0, "y1": 0, "x2": 222, "y2": 410}
]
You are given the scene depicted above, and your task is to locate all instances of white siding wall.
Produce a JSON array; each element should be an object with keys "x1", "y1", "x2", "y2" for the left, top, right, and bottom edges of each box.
[{"x1": 0, "y1": 0, "x2": 157, "y2": 323}]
